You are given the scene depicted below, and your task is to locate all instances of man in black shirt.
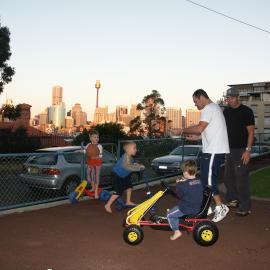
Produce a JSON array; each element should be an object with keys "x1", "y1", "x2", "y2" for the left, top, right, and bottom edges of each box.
[{"x1": 223, "y1": 88, "x2": 255, "y2": 216}]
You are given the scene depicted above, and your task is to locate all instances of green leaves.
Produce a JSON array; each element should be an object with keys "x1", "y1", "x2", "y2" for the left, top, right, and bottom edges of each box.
[{"x1": 0, "y1": 26, "x2": 15, "y2": 94}]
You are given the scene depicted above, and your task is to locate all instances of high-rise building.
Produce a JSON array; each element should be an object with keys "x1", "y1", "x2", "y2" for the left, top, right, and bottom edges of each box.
[
  {"x1": 130, "y1": 104, "x2": 141, "y2": 119},
  {"x1": 65, "y1": 116, "x2": 74, "y2": 129},
  {"x1": 48, "y1": 104, "x2": 66, "y2": 128},
  {"x1": 185, "y1": 109, "x2": 201, "y2": 127},
  {"x1": 116, "y1": 105, "x2": 128, "y2": 122},
  {"x1": 106, "y1": 112, "x2": 116, "y2": 123},
  {"x1": 52, "y1": 85, "x2": 63, "y2": 105},
  {"x1": 71, "y1": 103, "x2": 87, "y2": 127},
  {"x1": 227, "y1": 81, "x2": 270, "y2": 134},
  {"x1": 94, "y1": 106, "x2": 108, "y2": 124},
  {"x1": 38, "y1": 108, "x2": 48, "y2": 125},
  {"x1": 166, "y1": 107, "x2": 182, "y2": 129}
]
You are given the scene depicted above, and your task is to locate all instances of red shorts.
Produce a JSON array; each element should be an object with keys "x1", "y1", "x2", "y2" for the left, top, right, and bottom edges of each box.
[{"x1": 87, "y1": 159, "x2": 103, "y2": 166}]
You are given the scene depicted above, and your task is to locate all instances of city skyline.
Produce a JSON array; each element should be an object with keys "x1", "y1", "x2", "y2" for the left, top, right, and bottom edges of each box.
[{"x1": 1, "y1": 0, "x2": 269, "y2": 121}]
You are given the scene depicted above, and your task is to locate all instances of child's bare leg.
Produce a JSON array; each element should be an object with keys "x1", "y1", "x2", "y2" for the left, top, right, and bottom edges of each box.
[
  {"x1": 94, "y1": 166, "x2": 101, "y2": 199},
  {"x1": 87, "y1": 166, "x2": 95, "y2": 191},
  {"x1": 126, "y1": 188, "x2": 135, "y2": 205},
  {"x1": 170, "y1": 230, "x2": 182, "y2": 241},
  {"x1": 105, "y1": 194, "x2": 119, "y2": 213}
]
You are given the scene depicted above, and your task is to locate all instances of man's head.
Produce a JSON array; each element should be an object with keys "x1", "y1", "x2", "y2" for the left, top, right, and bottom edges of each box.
[
  {"x1": 192, "y1": 89, "x2": 210, "y2": 110},
  {"x1": 225, "y1": 88, "x2": 240, "y2": 108}
]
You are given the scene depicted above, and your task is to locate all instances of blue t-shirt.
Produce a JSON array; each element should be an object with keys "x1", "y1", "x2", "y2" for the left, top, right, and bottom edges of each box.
[{"x1": 176, "y1": 178, "x2": 203, "y2": 215}]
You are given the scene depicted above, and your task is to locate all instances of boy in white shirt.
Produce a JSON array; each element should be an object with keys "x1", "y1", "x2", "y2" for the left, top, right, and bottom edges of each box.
[{"x1": 182, "y1": 89, "x2": 230, "y2": 222}]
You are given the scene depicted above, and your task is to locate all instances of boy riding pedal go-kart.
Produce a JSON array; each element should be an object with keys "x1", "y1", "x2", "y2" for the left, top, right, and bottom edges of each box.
[{"x1": 123, "y1": 160, "x2": 219, "y2": 246}]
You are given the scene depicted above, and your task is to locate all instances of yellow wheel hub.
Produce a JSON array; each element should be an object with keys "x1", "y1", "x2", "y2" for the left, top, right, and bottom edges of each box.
[
  {"x1": 201, "y1": 229, "x2": 213, "y2": 241},
  {"x1": 128, "y1": 232, "x2": 138, "y2": 242}
]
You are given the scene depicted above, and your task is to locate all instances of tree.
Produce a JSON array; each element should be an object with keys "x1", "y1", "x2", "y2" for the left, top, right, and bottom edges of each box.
[
  {"x1": 73, "y1": 123, "x2": 128, "y2": 145},
  {"x1": 0, "y1": 25, "x2": 15, "y2": 94},
  {"x1": 0, "y1": 104, "x2": 21, "y2": 121},
  {"x1": 130, "y1": 90, "x2": 166, "y2": 137}
]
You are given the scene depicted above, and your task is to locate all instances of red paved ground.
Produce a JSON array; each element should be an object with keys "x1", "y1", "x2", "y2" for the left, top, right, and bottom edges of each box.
[{"x1": 0, "y1": 188, "x2": 269, "y2": 270}]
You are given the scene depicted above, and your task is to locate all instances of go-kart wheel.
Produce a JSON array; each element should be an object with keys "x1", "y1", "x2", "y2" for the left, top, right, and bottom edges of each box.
[
  {"x1": 193, "y1": 221, "x2": 219, "y2": 246},
  {"x1": 123, "y1": 225, "x2": 144, "y2": 245}
]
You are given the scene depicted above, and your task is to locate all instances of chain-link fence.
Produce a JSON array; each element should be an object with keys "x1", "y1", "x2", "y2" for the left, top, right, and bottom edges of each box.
[
  {"x1": 0, "y1": 144, "x2": 117, "y2": 211},
  {"x1": 1, "y1": 135, "x2": 269, "y2": 211},
  {"x1": 117, "y1": 138, "x2": 202, "y2": 184}
]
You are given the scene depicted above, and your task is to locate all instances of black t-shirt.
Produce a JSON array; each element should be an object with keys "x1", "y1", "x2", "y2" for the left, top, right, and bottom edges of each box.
[{"x1": 223, "y1": 104, "x2": 255, "y2": 148}]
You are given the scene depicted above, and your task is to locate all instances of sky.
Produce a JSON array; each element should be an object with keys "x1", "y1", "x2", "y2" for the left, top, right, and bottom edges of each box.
[{"x1": 1, "y1": 0, "x2": 270, "y2": 120}]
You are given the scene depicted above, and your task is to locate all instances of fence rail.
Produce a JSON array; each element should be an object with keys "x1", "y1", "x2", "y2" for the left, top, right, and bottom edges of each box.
[{"x1": 0, "y1": 135, "x2": 269, "y2": 211}]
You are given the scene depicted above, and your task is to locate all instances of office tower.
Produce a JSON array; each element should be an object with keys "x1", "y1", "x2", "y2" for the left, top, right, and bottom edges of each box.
[
  {"x1": 94, "y1": 106, "x2": 108, "y2": 124},
  {"x1": 227, "y1": 81, "x2": 270, "y2": 134},
  {"x1": 116, "y1": 105, "x2": 128, "y2": 122},
  {"x1": 48, "y1": 103, "x2": 66, "y2": 128},
  {"x1": 185, "y1": 109, "x2": 201, "y2": 127},
  {"x1": 130, "y1": 104, "x2": 141, "y2": 119},
  {"x1": 71, "y1": 103, "x2": 87, "y2": 127},
  {"x1": 65, "y1": 116, "x2": 74, "y2": 129},
  {"x1": 166, "y1": 107, "x2": 182, "y2": 129},
  {"x1": 52, "y1": 85, "x2": 63, "y2": 105},
  {"x1": 106, "y1": 112, "x2": 116, "y2": 123},
  {"x1": 38, "y1": 109, "x2": 48, "y2": 125}
]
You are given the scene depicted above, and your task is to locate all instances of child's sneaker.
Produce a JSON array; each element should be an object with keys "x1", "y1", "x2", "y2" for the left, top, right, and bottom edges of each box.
[{"x1": 212, "y1": 205, "x2": 229, "y2": 222}]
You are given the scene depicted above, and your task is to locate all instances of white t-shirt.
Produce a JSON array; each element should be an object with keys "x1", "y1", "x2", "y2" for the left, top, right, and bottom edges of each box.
[{"x1": 200, "y1": 103, "x2": 229, "y2": 154}]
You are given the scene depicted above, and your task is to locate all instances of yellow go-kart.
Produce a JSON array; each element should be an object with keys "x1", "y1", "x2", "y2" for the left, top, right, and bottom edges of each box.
[{"x1": 123, "y1": 182, "x2": 219, "y2": 247}]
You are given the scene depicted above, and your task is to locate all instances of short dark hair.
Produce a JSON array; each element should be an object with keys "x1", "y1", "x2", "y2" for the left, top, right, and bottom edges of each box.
[
  {"x1": 193, "y1": 89, "x2": 209, "y2": 99},
  {"x1": 89, "y1": 129, "x2": 99, "y2": 137}
]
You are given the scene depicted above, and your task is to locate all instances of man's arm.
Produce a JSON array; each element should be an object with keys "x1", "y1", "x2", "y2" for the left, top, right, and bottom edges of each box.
[
  {"x1": 241, "y1": 125, "x2": 255, "y2": 165},
  {"x1": 183, "y1": 121, "x2": 208, "y2": 135}
]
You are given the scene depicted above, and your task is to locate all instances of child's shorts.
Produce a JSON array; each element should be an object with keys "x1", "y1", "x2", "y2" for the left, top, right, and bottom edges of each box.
[{"x1": 111, "y1": 172, "x2": 133, "y2": 196}]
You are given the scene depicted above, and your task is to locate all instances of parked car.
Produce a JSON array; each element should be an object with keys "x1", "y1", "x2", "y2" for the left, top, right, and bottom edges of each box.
[
  {"x1": 20, "y1": 146, "x2": 122, "y2": 195},
  {"x1": 151, "y1": 145, "x2": 202, "y2": 175},
  {"x1": 251, "y1": 145, "x2": 270, "y2": 158}
]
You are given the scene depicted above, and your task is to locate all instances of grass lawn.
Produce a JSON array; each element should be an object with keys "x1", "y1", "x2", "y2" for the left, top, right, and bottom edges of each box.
[{"x1": 251, "y1": 167, "x2": 270, "y2": 198}]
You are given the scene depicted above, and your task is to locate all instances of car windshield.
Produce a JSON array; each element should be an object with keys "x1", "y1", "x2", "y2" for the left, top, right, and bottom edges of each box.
[
  {"x1": 28, "y1": 151, "x2": 58, "y2": 165},
  {"x1": 170, "y1": 147, "x2": 199, "y2": 156}
]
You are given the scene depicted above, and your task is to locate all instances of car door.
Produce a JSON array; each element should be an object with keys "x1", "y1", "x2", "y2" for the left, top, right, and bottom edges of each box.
[{"x1": 100, "y1": 151, "x2": 117, "y2": 186}]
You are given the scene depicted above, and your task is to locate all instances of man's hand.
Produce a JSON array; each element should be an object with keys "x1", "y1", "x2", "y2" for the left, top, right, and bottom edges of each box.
[
  {"x1": 241, "y1": 150, "x2": 251, "y2": 165},
  {"x1": 186, "y1": 134, "x2": 201, "y2": 141}
]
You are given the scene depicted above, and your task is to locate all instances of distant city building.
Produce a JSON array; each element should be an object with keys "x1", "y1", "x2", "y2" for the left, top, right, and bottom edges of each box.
[
  {"x1": 52, "y1": 85, "x2": 63, "y2": 105},
  {"x1": 38, "y1": 108, "x2": 48, "y2": 125},
  {"x1": 130, "y1": 104, "x2": 141, "y2": 119},
  {"x1": 116, "y1": 105, "x2": 128, "y2": 122},
  {"x1": 182, "y1": 116, "x2": 186, "y2": 129},
  {"x1": 227, "y1": 81, "x2": 270, "y2": 134},
  {"x1": 65, "y1": 116, "x2": 74, "y2": 129},
  {"x1": 94, "y1": 106, "x2": 108, "y2": 124},
  {"x1": 106, "y1": 112, "x2": 116, "y2": 123},
  {"x1": 71, "y1": 103, "x2": 87, "y2": 127},
  {"x1": 166, "y1": 107, "x2": 182, "y2": 129},
  {"x1": 185, "y1": 109, "x2": 201, "y2": 127},
  {"x1": 122, "y1": 114, "x2": 133, "y2": 127},
  {"x1": 48, "y1": 104, "x2": 66, "y2": 128}
]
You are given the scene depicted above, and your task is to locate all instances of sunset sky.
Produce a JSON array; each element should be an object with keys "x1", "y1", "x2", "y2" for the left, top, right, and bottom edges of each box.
[{"x1": 1, "y1": 0, "x2": 270, "y2": 120}]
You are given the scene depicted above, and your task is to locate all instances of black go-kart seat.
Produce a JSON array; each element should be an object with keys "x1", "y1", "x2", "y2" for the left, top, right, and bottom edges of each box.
[{"x1": 181, "y1": 186, "x2": 212, "y2": 219}]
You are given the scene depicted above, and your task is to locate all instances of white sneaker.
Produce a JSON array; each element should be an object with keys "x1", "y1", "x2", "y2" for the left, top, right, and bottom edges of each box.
[
  {"x1": 212, "y1": 205, "x2": 229, "y2": 223},
  {"x1": 207, "y1": 207, "x2": 213, "y2": 216}
]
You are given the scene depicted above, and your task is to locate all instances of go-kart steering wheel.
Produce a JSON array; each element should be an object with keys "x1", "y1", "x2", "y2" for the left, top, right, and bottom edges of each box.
[{"x1": 160, "y1": 181, "x2": 178, "y2": 198}]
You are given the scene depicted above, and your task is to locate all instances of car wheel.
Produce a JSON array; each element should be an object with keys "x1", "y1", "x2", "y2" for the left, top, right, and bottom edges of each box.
[
  {"x1": 123, "y1": 225, "x2": 144, "y2": 245},
  {"x1": 62, "y1": 176, "x2": 80, "y2": 196},
  {"x1": 193, "y1": 221, "x2": 219, "y2": 246}
]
